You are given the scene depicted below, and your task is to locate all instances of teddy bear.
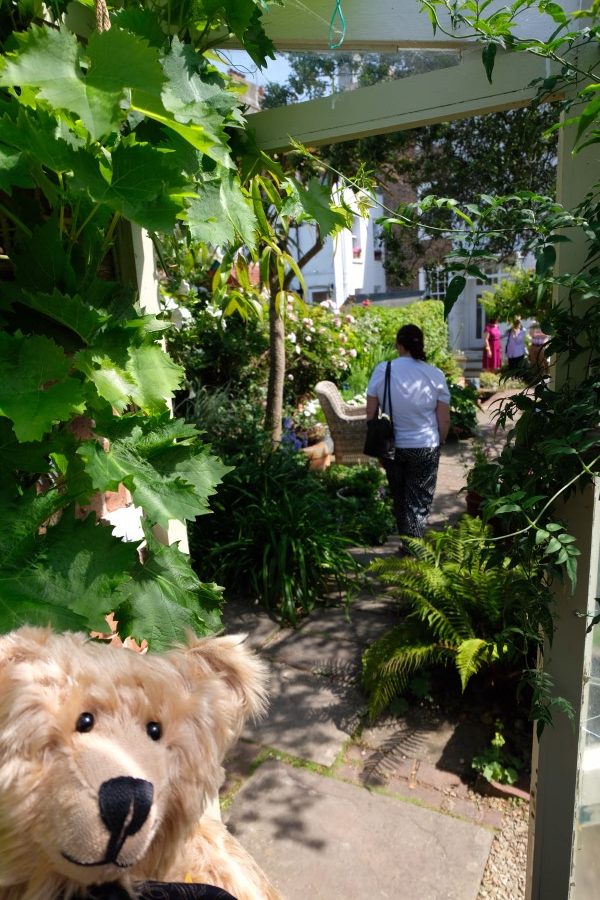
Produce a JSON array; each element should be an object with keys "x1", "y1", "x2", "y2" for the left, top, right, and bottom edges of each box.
[{"x1": 0, "y1": 626, "x2": 283, "y2": 900}]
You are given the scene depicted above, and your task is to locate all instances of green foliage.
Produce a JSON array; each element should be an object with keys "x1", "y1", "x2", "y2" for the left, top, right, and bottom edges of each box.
[
  {"x1": 479, "y1": 268, "x2": 551, "y2": 323},
  {"x1": 264, "y1": 55, "x2": 557, "y2": 279},
  {"x1": 472, "y1": 722, "x2": 524, "y2": 785},
  {"x1": 0, "y1": 0, "x2": 277, "y2": 646},
  {"x1": 362, "y1": 516, "x2": 554, "y2": 719},
  {"x1": 352, "y1": 300, "x2": 459, "y2": 379},
  {"x1": 190, "y1": 447, "x2": 358, "y2": 624},
  {"x1": 319, "y1": 464, "x2": 395, "y2": 546},
  {"x1": 448, "y1": 382, "x2": 478, "y2": 439}
]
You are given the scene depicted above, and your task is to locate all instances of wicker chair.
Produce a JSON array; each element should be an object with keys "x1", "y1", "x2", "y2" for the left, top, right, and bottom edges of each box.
[{"x1": 315, "y1": 381, "x2": 370, "y2": 466}]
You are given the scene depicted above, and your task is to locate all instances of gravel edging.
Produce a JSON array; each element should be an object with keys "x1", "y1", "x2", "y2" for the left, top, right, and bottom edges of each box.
[{"x1": 477, "y1": 798, "x2": 529, "y2": 899}]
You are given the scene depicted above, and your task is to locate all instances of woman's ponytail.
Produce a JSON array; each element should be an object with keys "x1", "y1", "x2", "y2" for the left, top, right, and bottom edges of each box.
[{"x1": 396, "y1": 324, "x2": 426, "y2": 361}]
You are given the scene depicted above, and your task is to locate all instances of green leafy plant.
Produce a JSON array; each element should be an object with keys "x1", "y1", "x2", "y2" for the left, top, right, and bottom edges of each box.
[
  {"x1": 448, "y1": 381, "x2": 478, "y2": 439},
  {"x1": 362, "y1": 516, "x2": 554, "y2": 719},
  {"x1": 319, "y1": 464, "x2": 395, "y2": 546},
  {"x1": 479, "y1": 268, "x2": 551, "y2": 323},
  {"x1": 190, "y1": 447, "x2": 359, "y2": 624},
  {"x1": 0, "y1": 0, "x2": 277, "y2": 646},
  {"x1": 352, "y1": 299, "x2": 460, "y2": 379},
  {"x1": 472, "y1": 722, "x2": 524, "y2": 785}
]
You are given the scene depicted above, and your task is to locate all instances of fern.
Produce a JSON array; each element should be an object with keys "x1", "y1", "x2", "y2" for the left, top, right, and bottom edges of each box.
[
  {"x1": 363, "y1": 623, "x2": 452, "y2": 718},
  {"x1": 456, "y1": 638, "x2": 496, "y2": 690},
  {"x1": 362, "y1": 516, "x2": 549, "y2": 718}
]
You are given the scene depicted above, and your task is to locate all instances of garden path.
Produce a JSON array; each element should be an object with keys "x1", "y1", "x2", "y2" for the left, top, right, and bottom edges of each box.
[{"x1": 219, "y1": 392, "x2": 526, "y2": 900}]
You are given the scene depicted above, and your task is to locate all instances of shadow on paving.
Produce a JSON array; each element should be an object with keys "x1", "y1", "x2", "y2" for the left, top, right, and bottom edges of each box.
[{"x1": 219, "y1": 394, "x2": 521, "y2": 898}]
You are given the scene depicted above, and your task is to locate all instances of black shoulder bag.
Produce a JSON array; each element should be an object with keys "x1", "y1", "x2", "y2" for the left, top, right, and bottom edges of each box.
[{"x1": 363, "y1": 361, "x2": 395, "y2": 460}]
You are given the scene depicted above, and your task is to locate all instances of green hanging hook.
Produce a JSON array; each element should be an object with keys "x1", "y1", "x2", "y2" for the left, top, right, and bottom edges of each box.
[{"x1": 328, "y1": 0, "x2": 347, "y2": 49}]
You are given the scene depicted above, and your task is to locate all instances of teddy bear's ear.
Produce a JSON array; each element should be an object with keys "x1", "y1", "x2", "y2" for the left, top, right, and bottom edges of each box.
[
  {"x1": 0, "y1": 626, "x2": 65, "y2": 669},
  {"x1": 173, "y1": 634, "x2": 269, "y2": 725}
]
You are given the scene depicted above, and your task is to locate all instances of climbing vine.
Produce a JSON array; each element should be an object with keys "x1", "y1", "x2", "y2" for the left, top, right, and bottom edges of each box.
[{"x1": 0, "y1": 0, "x2": 277, "y2": 647}]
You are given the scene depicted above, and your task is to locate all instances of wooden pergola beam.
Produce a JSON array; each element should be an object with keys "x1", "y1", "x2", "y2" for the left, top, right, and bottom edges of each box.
[
  {"x1": 251, "y1": 50, "x2": 553, "y2": 151},
  {"x1": 257, "y1": 0, "x2": 582, "y2": 50}
]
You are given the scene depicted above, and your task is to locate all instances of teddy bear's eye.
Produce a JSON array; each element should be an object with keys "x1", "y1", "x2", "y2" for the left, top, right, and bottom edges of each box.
[
  {"x1": 75, "y1": 712, "x2": 95, "y2": 733},
  {"x1": 146, "y1": 721, "x2": 162, "y2": 741}
]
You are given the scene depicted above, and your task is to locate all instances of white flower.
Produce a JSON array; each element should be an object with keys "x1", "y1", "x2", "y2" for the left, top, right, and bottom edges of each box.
[
  {"x1": 169, "y1": 306, "x2": 193, "y2": 330},
  {"x1": 295, "y1": 344, "x2": 301, "y2": 354},
  {"x1": 318, "y1": 327, "x2": 327, "y2": 334},
  {"x1": 305, "y1": 335, "x2": 312, "y2": 343},
  {"x1": 345, "y1": 314, "x2": 355, "y2": 324},
  {"x1": 349, "y1": 348, "x2": 357, "y2": 358},
  {"x1": 302, "y1": 317, "x2": 313, "y2": 327},
  {"x1": 339, "y1": 348, "x2": 346, "y2": 356},
  {"x1": 339, "y1": 333, "x2": 348, "y2": 343},
  {"x1": 287, "y1": 332, "x2": 297, "y2": 343},
  {"x1": 310, "y1": 326, "x2": 316, "y2": 333},
  {"x1": 333, "y1": 317, "x2": 341, "y2": 327},
  {"x1": 287, "y1": 373, "x2": 294, "y2": 380}
]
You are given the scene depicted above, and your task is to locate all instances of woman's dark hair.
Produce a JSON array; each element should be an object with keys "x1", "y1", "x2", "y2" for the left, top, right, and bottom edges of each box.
[{"x1": 396, "y1": 324, "x2": 426, "y2": 361}]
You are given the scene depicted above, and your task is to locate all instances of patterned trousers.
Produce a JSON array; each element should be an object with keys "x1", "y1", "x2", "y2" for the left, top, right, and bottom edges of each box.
[{"x1": 381, "y1": 447, "x2": 441, "y2": 538}]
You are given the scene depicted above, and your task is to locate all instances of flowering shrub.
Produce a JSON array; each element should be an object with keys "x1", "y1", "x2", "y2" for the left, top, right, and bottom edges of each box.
[
  {"x1": 284, "y1": 302, "x2": 363, "y2": 403},
  {"x1": 165, "y1": 290, "x2": 270, "y2": 394}
]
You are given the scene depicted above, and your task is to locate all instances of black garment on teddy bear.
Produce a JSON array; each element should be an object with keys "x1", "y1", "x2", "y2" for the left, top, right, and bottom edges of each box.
[{"x1": 80, "y1": 882, "x2": 237, "y2": 900}]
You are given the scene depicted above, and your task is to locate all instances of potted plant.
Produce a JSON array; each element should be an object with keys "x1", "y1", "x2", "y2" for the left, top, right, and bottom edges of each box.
[{"x1": 464, "y1": 442, "x2": 498, "y2": 516}]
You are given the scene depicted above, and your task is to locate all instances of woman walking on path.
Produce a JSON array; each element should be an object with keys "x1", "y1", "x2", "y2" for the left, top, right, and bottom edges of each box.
[
  {"x1": 482, "y1": 318, "x2": 502, "y2": 371},
  {"x1": 505, "y1": 316, "x2": 527, "y2": 370},
  {"x1": 366, "y1": 324, "x2": 450, "y2": 541}
]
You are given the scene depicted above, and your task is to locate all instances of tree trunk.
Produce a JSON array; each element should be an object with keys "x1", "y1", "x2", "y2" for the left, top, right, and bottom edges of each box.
[
  {"x1": 265, "y1": 287, "x2": 286, "y2": 445},
  {"x1": 264, "y1": 230, "x2": 324, "y2": 445}
]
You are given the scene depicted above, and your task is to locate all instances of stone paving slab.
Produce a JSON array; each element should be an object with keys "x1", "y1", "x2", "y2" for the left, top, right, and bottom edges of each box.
[
  {"x1": 243, "y1": 663, "x2": 363, "y2": 766},
  {"x1": 226, "y1": 760, "x2": 494, "y2": 900},
  {"x1": 221, "y1": 599, "x2": 281, "y2": 649},
  {"x1": 359, "y1": 714, "x2": 490, "y2": 778}
]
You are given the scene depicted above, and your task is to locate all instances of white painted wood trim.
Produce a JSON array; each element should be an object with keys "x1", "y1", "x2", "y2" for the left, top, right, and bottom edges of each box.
[
  {"x1": 251, "y1": 50, "x2": 554, "y2": 150},
  {"x1": 255, "y1": 0, "x2": 582, "y2": 50}
]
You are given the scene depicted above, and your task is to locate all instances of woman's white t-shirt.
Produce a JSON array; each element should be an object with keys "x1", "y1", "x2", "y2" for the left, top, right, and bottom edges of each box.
[{"x1": 367, "y1": 357, "x2": 450, "y2": 448}]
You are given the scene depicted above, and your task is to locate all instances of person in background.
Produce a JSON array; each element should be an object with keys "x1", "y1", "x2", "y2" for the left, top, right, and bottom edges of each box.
[
  {"x1": 505, "y1": 316, "x2": 527, "y2": 370},
  {"x1": 529, "y1": 321, "x2": 550, "y2": 377},
  {"x1": 366, "y1": 324, "x2": 450, "y2": 546},
  {"x1": 482, "y1": 317, "x2": 502, "y2": 372}
]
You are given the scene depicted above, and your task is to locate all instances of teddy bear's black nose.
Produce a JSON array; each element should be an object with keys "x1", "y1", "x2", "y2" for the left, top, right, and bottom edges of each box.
[{"x1": 99, "y1": 776, "x2": 154, "y2": 843}]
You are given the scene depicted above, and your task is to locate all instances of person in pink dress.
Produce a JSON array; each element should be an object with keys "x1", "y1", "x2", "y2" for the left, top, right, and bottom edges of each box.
[{"x1": 482, "y1": 318, "x2": 502, "y2": 371}]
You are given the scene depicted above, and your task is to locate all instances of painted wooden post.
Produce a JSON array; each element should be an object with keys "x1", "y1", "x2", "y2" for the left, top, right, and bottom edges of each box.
[{"x1": 526, "y1": 69, "x2": 600, "y2": 899}]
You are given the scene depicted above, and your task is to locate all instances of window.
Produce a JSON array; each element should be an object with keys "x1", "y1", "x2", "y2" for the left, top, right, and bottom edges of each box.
[
  {"x1": 351, "y1": 217, "x2": 362, "y2": 260},
  {"x1": 311, "y1": 289, "x2": 332, "y2": 305},
  {"x1": 424, "y1": 266, "x2": 450, "y2": 300}
]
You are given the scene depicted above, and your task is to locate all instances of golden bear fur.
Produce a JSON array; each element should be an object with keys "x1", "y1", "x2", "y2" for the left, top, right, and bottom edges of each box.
[{"x1": 0, "y1": 627, "x2": 282, "y2": 900}]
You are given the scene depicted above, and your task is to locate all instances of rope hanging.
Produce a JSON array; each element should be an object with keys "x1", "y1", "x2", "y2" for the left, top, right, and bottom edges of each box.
[
  {"x1": 328, "y1": 0, "x2": 346, "y2": 49},
  {"x1": 95, "y1": 0, "x2": 111, "y2": 33}
]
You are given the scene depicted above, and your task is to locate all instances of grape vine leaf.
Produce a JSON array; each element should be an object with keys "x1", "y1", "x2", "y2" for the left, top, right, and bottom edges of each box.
[
  {"x1": 0, "y1": 145, "x2": 34, "y2": 193},
  {"x1": 186, "y1": 172, "x2": 256, "y2": 249},
  {"x1": 0, "y1": 496, "x2": 117, "y2": 633},
  {"x1": 15, "y1": 290, "x2": 109, "y2": 345},
  {"x1": 0, "y1": 333, "x2": 86, "y2": 441},
  {"x1": 202, "y1": 0, "x2": 276, "y2": 67},
  {"x1": 26, "y1": 513, "x2": 136, "y2": 631},
  {"x1": 115, "y1": 530, "x2": 223, "y2": 650},
  {"x1": 0, "y1": 106, "x2": 80, "y2": 174},
  {"x1": 0, "y1": 25, "x2": 165, "y2": 140},
  {"x1": 76, "y1": 344, "x2": 183, "y2": 413},
  {"x1": 78, "y1": 416, "x2": 229, "y2": 528},
  {"x1": 281, "y1": 177, "x2": 351, "y2": 236}
]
